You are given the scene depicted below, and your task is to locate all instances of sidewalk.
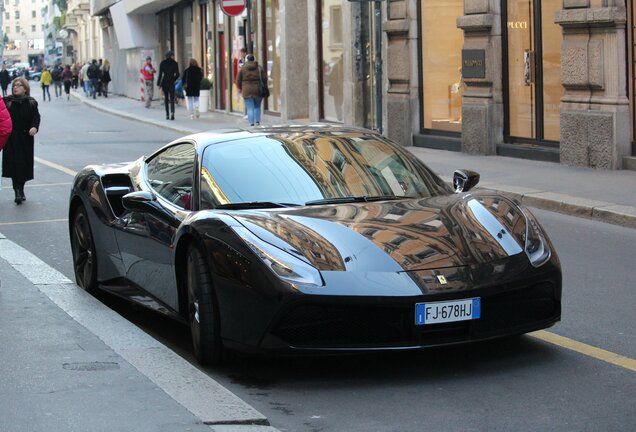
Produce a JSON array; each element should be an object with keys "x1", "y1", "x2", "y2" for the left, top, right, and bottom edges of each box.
[
  {"x1": 71, "y1": 90, "x2": 636, "y2": 228},
  {"x1": 0, "y1": 233, "x2": 279, "y2": 432}
]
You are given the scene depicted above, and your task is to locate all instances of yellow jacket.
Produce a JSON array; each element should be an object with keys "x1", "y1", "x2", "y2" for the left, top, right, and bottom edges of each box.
[{"x1": 40, "y1": 70, "x2": 52, "y2": 85}]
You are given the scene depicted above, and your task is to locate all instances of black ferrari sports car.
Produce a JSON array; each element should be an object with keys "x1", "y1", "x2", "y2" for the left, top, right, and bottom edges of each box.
[{"x1": 69, "y1": 125, "x2": 561, "y2": 365}]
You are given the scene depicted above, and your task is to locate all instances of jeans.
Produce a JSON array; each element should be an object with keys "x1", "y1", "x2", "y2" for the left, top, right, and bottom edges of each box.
[
  {"x1": 162, "y1": 86, "x2": 176, "y2": 117},
  {"x1": 244, "y1": 97, "x2": 263, "y2": 125},
  {"x1": 90, "y1": 79, "x2": 98, "y2": 98},
  {"x1": 42, "y1": 85, "x2": 51, "y2": 101},
  {"x1": 54, "y1": 81, "x2": 62, "y2": 97},
  {"x1": 186, "y1": 96, "x2": 199, "y2": 113}
]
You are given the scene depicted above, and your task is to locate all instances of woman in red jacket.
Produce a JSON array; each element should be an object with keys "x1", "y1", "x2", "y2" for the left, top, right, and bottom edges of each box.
[
  {"x1": 0, "y1": 88, "x2": 12, "y2": 151},
  {"x1": 1, "y1": 77, "x2": 39, "y2": 205}
]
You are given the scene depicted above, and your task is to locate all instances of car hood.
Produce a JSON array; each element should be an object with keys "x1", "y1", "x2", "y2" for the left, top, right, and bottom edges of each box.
[{"x1": 230, "y1": 192, "x2": 527, "y2": 272}]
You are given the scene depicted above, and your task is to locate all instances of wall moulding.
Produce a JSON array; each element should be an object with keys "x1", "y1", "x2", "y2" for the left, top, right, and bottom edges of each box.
[{"x1": 456, "y1": 13, "x2": 494, "y2": 33}]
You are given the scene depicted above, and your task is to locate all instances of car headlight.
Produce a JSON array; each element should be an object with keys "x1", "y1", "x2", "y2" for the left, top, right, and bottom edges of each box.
[
  {"x1": 521, "y1": 208, "x2": 551, "y2": 267},
  {"x1": 232, "y1": 226, "x2": 324, "y2": 287}
]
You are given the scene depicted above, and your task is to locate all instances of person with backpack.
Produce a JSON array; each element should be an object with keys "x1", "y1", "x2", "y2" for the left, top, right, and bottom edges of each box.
[
  {"x1": 51, "y1": 65, "x2": 63, "y2": 98},
  {"x1": 236, "y1": 54, "x2": 267, "y2": 126},
  {"x1": 157, "y1": 50, "x2": 179, "y2": 120}
]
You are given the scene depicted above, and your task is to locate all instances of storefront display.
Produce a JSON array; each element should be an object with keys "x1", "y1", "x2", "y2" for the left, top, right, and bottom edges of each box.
[{"x1": 420, "y1": 0, "x2": 464, "y2": 133}]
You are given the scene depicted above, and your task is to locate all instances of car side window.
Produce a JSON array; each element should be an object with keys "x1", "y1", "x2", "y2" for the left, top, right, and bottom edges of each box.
[{"x1": 146, "y1": 143, "x2": 196, "y2": 210}]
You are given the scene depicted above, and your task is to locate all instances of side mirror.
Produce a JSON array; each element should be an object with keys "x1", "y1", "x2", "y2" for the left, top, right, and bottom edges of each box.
[
  {"x1": 122, "y1": 191, "x2": 157, "y2": 213},
  {"x1": 453, "y1": 170, "x2": 480, "y2": 193}
]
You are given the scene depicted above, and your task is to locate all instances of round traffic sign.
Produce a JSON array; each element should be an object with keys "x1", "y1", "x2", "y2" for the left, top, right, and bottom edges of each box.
[{"x1": 221, "y1": 0, "x2": 246, "y2": 17}]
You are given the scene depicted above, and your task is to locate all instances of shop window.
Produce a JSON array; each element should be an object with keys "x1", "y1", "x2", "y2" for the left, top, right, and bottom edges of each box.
[
  {"x1": 329, "y1": 6, "x2": 343, "y2": 47},
  {"x1": 420, "y1": 0, "x2": 464, "y2": 132},
  {"x1": 263, "y1": 0, "x2": 280, "y2": 113}
]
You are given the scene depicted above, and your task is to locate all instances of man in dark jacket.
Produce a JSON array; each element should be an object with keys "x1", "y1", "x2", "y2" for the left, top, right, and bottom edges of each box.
[
  {"x1": 157, "y1": 50, "x2": 180, "y2": 120},
  {"x1": 86, "y1": 60, "x2": 100, "y2": 99}
]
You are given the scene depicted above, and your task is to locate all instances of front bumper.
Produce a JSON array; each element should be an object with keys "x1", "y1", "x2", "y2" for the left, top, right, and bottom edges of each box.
[{"x1": 258, "y1": 276, "x2": 561, "y2": 353}]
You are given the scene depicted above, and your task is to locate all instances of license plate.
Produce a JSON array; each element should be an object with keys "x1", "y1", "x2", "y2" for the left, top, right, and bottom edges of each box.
[{"x1": 415, "y1": 298, "x2": 481, "y2": 325}]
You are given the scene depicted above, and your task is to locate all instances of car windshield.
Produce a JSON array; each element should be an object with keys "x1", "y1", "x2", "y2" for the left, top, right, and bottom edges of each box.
[{"x1": 199, "y1": 131, "x2": 452, "y2": 209}]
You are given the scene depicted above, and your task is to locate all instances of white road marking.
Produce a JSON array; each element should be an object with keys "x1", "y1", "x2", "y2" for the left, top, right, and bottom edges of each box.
[{"x1": 34, "y1": 156, "x2": 78, "y2": 177}]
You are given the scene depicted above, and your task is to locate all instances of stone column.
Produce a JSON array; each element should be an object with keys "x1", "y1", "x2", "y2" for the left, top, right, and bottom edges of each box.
[
  {"x1": 279, "y1": 0, "x2": 309, "y2": 121},
  {"x1": 383, "y1": 0, "x2": 418, "y2": 147},
  {"x1": 456, "y1": 0, "x2": 503, "y2": 155},
  {"x1": 556, "y1": 0, "x2": 630, "y2": 169}
]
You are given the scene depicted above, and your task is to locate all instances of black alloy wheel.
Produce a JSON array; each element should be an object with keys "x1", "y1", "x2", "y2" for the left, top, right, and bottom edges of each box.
[
  {"x1": 186, "y1": 244, "x2": 224, "y2": 365},
  {"x1": 71, "y1": 205, "x2": 98, "y2": 292}
]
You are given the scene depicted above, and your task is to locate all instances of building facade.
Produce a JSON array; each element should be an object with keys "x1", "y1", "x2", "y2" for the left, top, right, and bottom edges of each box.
[
  {"x1": 84, "y1": 0, "x2": 636, "y2": 170},
  {"x1": 2, "y1": 0, "x2": 47, "y2": 66}
]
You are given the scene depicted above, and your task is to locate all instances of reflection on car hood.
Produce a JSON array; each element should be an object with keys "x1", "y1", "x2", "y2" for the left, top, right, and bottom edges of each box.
[{"x1": 231, "y1": 192, "x2": 527, "y2": 272}]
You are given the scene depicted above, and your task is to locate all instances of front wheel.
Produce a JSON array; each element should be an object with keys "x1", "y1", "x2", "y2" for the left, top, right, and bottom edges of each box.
[
  {"x1": 186, "y1": 244, "x2": 224, "y2": 365},
  {"x1": 70, "y1": 205, "x2": 98, "y2": 292}
]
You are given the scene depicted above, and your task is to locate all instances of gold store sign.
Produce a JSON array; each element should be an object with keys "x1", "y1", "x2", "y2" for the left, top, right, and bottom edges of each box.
[
  {"x1": 462, "y1": 49, "x2": 486, "y2": 79},
  {"x1": 508, "y1": 21, "x2": 528, "y2": 29}
]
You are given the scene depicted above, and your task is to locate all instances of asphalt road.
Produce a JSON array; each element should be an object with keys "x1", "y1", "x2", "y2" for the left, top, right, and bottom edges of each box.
[{"x1": 1, "y1": 96, "x2": 634, "y2": 432}]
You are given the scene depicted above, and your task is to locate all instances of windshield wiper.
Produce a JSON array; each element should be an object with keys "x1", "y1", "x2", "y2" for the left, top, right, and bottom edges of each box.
[
  {"x1": 216, "y1": 201, "x2": 300, "y2": 210},
  {"x1": 305, "y1": 195, "x2": 405, "y2": 206}
]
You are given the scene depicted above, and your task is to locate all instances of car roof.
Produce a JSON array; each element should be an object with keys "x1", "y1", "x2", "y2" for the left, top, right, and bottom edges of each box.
[{"x1": 174, "y1": 124, "x2": 380, "y2": 150}]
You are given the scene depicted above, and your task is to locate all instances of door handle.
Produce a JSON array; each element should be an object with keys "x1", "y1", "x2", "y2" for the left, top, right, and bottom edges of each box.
[{"x1": 523, "y1": 49, "x2": 535, "y2": 86}]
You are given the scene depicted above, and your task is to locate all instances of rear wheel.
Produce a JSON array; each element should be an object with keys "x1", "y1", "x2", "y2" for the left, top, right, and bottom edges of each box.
[
  {"x1": 70, "y1": 205, "x2": 98, "y2": 292},
  {"x1": 186, "y1": 244, "x2": 224, "y2": 365}
]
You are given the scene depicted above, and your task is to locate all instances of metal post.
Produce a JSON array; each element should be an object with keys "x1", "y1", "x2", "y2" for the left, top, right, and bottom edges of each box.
[
  {"x1": 374, "y1": 1, "x2": 382, "y2": 133},
  {"x1": 245, "y1": 0, "x2": 252, "y2": 54}
]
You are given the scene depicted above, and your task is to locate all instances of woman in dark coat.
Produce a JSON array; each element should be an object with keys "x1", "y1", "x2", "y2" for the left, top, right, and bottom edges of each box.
[
  {"x1": 181, "y1": 58, "x2": 203, "y2": 119},
  {"x1": 2, "y1": 77, "x2": 40, "y2": 205}
]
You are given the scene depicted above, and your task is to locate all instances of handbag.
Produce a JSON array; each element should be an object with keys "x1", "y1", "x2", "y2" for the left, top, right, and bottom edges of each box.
[{"x1": 259, "y1": 67, "x2": 270, "y2": 98}]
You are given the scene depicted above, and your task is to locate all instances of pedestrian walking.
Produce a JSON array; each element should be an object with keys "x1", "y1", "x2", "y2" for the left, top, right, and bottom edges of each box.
[
  {"x1": 62, "y1": 65, "x2": 73, "y2": 100},
  {"x1": 157, "y1": 50, "x2": 179, "y2": 120},
  {"x1": 51, "y1": 65, "x2": 63, "y2": 98},
  {"x1": 140, "y1": 56, "x2": 156, "y2": 108},
  {"x1": 87, "y1": 60, "x2": 99, "y2": 99},
  {"x1": 97, "y1": 59, "x2": 104, "y2": 96},
  {"x1": 80, "y1": 61, "x2": 90, "y2": 96},
  {"x1": 1, "y1": 78, "x2": 40, "y2": 205},
  {"x1": 181, "y1": 58, "x2": 203, "y2": 119},
  {"x1": 40, "y1": 68, "x2": 52, "y2": 102},
  {"x1": 236, "y1": 54, "x2": 266, "y2": 126},
  {"x1": 101, "y1": 60, "x2": 111, "y2": 98},
  {"x1": 71, "y1": 62, "x2": 79, "y2": 89},
  {"x1": 0, "y1": 64, "x2": 10, "y2": 97}
]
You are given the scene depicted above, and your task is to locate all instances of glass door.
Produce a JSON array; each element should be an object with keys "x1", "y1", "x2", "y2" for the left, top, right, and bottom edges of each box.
[
  {"x1": 505, "y1": 0, "x2": 562, "y2": 143},
  {"x1": 359, "y1": 2, "x2": 379, "y2": 131}
]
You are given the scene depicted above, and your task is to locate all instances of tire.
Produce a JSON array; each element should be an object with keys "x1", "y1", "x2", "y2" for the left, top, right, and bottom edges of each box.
[
  {"x1": 70, "y1": 205, "x2": 98, "y2": 292},
  {"x1": 186, "y1": 244, "x2": 224, "y2": 365}
]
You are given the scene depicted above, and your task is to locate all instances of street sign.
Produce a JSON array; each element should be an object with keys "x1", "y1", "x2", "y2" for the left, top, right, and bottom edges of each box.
[{"x1": 221, "y1": 0, "x2": 246, "y2": 16}]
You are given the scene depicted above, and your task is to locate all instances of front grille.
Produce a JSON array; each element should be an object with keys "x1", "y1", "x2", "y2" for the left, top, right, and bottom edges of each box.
[
  {"x1": 271, "y1": 282, "x2": 559, "y2": 349},
  {"x1": 475, "y1": 282, "x2": 558, "y2": 334}
]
